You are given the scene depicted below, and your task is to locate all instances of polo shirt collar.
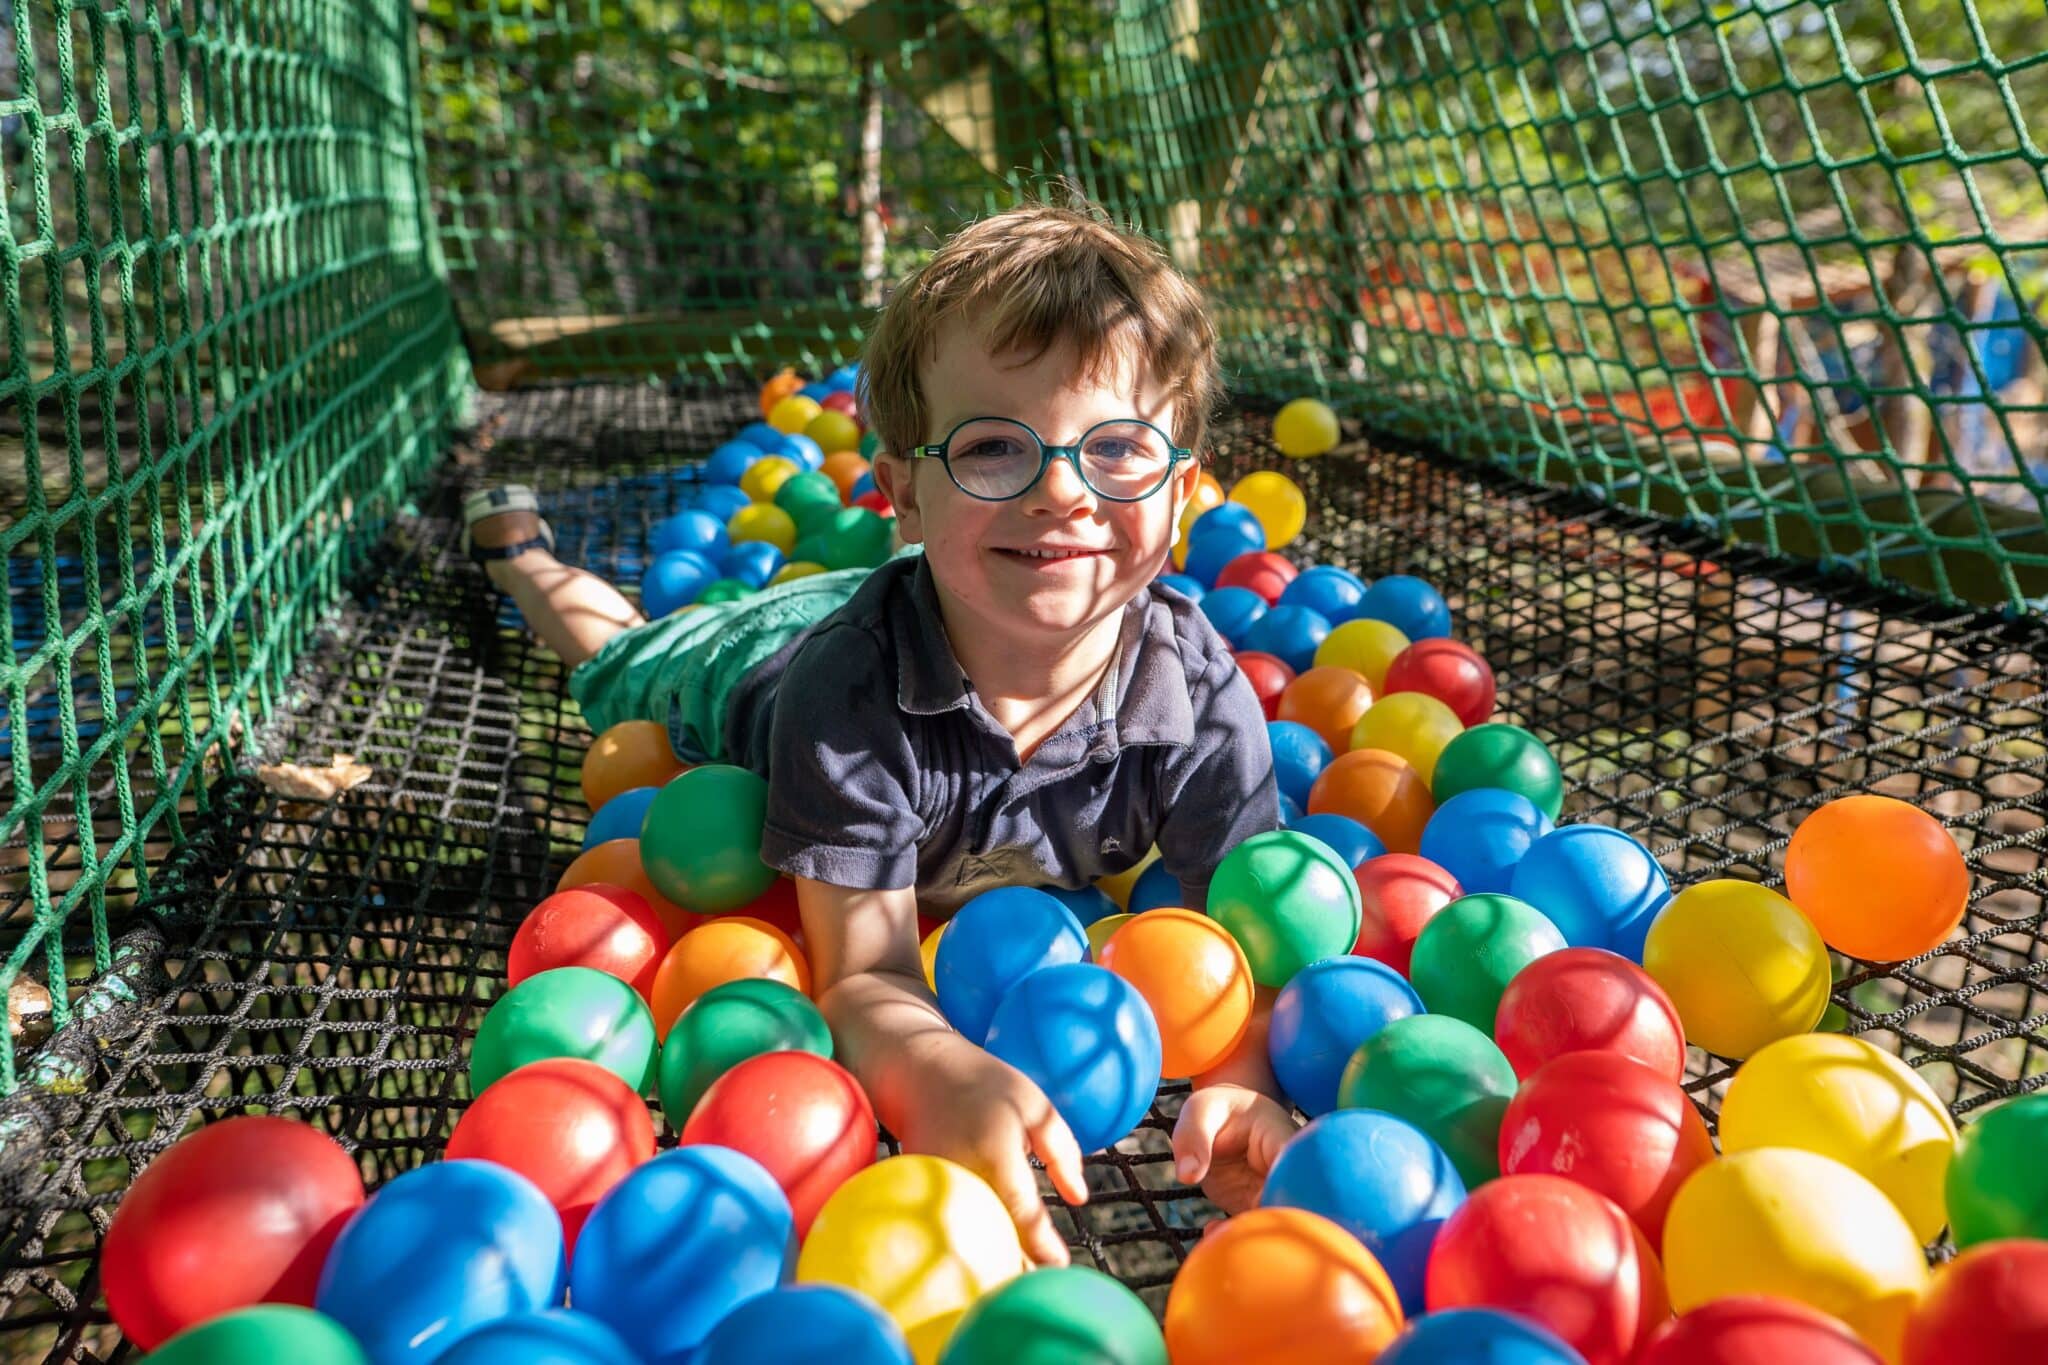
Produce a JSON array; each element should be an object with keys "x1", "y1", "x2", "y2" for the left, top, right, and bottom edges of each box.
[{"x1": 893, "y1": 555, "x2": 974, "y2": 715}]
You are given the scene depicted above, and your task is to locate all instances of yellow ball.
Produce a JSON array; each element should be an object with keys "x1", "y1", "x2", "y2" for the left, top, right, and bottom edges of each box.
[
  {"x1": 1086, "y1": 912, "x2": 1133, "y2": 959},
  {"x1": 1172, "y1": 474, "x2": 1226, "y2": 570},
  {"x1": 771, "y1": 560, "x2": 828, "y2": 585},
  {"x1": 1663, "y1": 1148, "x2": 1929, "y2": 1361},
  {"x1": 769, "y1": 394, "x2": 823, "y2": 435},
  {"x1": 797, "y1": 1154, "x2": 1025, "y2": 1364},
  {"x1": 1642, "y1": 880, "x2": 1831, "y2": 1060},
  {"x1": 919, "y1": 921, "x2": 946, "y2": 994},
  {"x1": 1229, "y1": 471, "x2": 1307, "y2": 550},
  {"x1": 805, "y1": 410, "x2": 863, "y2": 456},
  {"x1": 1719, "y1": 1033, "x2": 1957, "y2": 1241},
  {"x1": 728, "y1": 503, "x2": 798, "y2": 556},
  {"x1": 1273, "y1": 398, "x2": 1340, "y2": 458},
  {"x1": 1095, "y1": 847, "x2": 1161, "y2": 911},
  {"x1": 1315, "y1": 619, "x2": 1412, "y2": 693},
  {"x1": 739, "y1": 455, "x2": 801, "y2": 504},
  {"x1": 1350, "y1": 692, "x2": 1464, "y2": 782}
]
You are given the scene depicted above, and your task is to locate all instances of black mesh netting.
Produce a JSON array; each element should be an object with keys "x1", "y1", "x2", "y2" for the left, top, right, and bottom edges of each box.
[{"x1": 1, "y1": 384, "x2": 2042, "y2": 1362}]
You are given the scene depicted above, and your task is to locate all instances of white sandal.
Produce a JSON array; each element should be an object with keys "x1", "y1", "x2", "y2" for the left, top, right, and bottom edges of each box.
[{"x1": 461, "y1": 485, "x2": 557, "y2": 565}]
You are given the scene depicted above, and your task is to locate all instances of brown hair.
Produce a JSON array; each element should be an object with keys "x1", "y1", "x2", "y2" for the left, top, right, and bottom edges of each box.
[{"x1": 857, "y1": 192, "x2": 1222, "y2": 463}]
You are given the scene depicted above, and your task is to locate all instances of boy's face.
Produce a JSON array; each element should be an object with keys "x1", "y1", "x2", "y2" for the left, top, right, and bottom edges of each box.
[{"x1": 874, "y1": 318, "x2": 1200, "y2": 649}]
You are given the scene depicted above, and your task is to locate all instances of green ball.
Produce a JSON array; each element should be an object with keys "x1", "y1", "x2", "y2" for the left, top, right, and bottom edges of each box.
[
  {"x1": 659, "y1": 977, "x2": 833, "y2": 1124},
  {"x1": 695, "y1": 577, "x2": 757, "y2": 604},
  {"x1": 1948, "y1": 1091, "x2": 2048, "y2": 1247},
  {"x1": 147, "y1": 1305, "x2": 369, "y2": 1364},
  {"x1": 1431, "y1": 722, "x2": 1564, "y2": 818},
  {"x1": 1408, "y1": 893, "x2": 1568, "y2": 1032},
  {"x1": 791, "y1": 532, "x2": 833, "y2": 565},
  {"x1": 938, "y1": 1265, "x2": 1166, "y2": 1365},
  {"x1": 1337, "y1": 1013, "x2": 1517, "y2": 1188},
  {"x1": 640, "y1": 764, "x2": 777, "y2": 912},
  {"x1": 858, "y1": 429, "x2": 881, "y2": 458},
  {"x1": 775, "y1": 470, "x2": 843, "y2": 523},
  {"x1": 819, "y1": 507, "x2": 892, "y2": 570},
  {"x1": 1207, "y1": 830, "x2": 1362, "y2": 988},
  {"x1": 471, "y1": 966, "x2": 657, "y2": 1095}
]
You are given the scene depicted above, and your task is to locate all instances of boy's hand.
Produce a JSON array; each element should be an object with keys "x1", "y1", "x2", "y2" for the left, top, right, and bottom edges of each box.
[{"x1": 1171, "y1": 1082, "x2": 1300, "y2": 1214}]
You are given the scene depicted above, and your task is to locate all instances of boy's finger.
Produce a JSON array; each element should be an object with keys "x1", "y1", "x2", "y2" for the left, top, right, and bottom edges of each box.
[
  {"x1": 1023, "y1": 1100, "x2": 1088, "y2": 1207},
  {"x1": 990, "y1": 1154, "x2": 1070, "y2": 1268},
  {"x1": 1170, "y1": 1089, "x2": 1231, "y2": 1185}
]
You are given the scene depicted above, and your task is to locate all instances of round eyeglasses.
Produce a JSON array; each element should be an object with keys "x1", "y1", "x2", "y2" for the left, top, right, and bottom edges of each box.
[{"x1": 910, "y1": 416, "x2": 1192, "y2": 503}]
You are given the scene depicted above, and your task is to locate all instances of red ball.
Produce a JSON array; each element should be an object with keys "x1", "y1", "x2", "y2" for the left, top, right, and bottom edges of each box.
[
  {"x1": 1642, "y1": 1296, "x2": 1880, "y2": 1365},
  {"x1": 851, "y1": 489, "x2": 893, "y2": 516},
  {"x1": 102, "y1": 1117, "x2": 365, "y2": 1350},
  {"x1": 1903, "y1": 1240, "x2": 2048, "y2": 1365},
  {"x1": 1213, "y1": 552, "x2": 1299, "y2": 604},
  {"x1": 1234, "y1": 651, "x2": 1296, "y2": 720},
  {"x1": 446, "y1": 1056, "x2": 655, "y2": 1252},
  {"x1": 679, "y1": 1050, "x2": 877, "y2": 1236},
  {"x1": 1382, "y1": 638, "x2": 1497, "y2": 728},
  {"x1": 1351, "y1": 853, "x2": 1462, "y2": 976},
  {"x1": 1427, "y1": 1173, "x2": 1671, "y2": 1365},
  {"x1": 510, "y1": 883, "x2": 669, "y2": 1002},
  {"x1": 1499, "y1": 1050, "x2": 1714, "y2": 1245},
  {"x1": 729, "y1": 877, "x2": 806, "y2": 948},
  {"x1": 1494, "y1": 947, "x2": 1688, "y2": 1083},
  {"x1": 820, "y1": 390, "x2": 860, "y2": 419}
]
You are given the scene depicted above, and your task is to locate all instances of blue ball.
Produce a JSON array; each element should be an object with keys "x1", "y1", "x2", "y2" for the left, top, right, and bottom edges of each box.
[
  {"x1": 934, "y1": 887, "x2": 1089, "y2": 1046},
  {"x1": 827, "y1": 363, "x2": 862, "y2": 391},
  {"x1": 707, "y1": 440, "x2": 765, "y2": 485},
  {"x1": 1420, "y1": 788, "x2": 1555, "y2": 895},
  {"x1": 1379, "y1": 1308, "x2": 1589, "y2": 1365},
  {"x1": 696, "y1": 1284, "x2": 909, "y2": 1365},
  {"x1": 436, "y1": 1310, "x2": 639, "y2": 1365},
  {"x1": 1267, "y1": 955, "x2": 1422, "y2": 1117},
  {"x1": 1242, "y1": 604, "x2": 1332, "y2": 675},
  {"x1": 697, "y1": 484, "x2": 753, "y2": 524},
  {"x1": 1286, "y1": 812, "x2": 1385, "y2": 869},
  {"x1": 315, "y1": 1160, "x2": 566, "y2": 1364},
  {"x1": 1155, "y1": 572, "x2": 1205, "y2": 603},
  {"x1": 848, "y1": 470, "x2": 877, "y2": 501},
  {"x1": 1278, "y1": 792, "x2": 1303, "y2": 824},
  {"x1": 1042, "y1": 883, "x2": 1122, "y2": 927},
  {"x1": 1183, "y1": 506, "x2": 1266, "y2": 587},
  {"x1": 983, "y1": 963, "x2": 1163, "y2": 1154},
  {"x1": 1358, "y1": 574, "x2": 1452, "y2": 641},
  {"x1": 585, "y1": 785, "x2": 660, "y2": 849},
  {"x1": 1126, "y1": 859, "x2": 1183, "y2": 915},
  {"x1": 571, "y1": 1146, "x2": 794, "y2": 1365},
  {"x1": 781, "y1": 433, "x2": 826, "y2": 472},
  {"x1": 1509, "y1": 824, "x2": 1672, "y2": 961},
  {"x1": 1200, "y1": 586, "x2": 1269, "y2": 649},
  {"x1": 652, "y1": 509, "x2": 731, "y2": 560},
  {"x1": 720, "y1": 539, "x2": 785, "y2": 588},
  {"x1": 799, "y1": 381, "x2": 835, "y2": 402},
  {"x1": 1260, "y1": 1109, "x2": 1465, "y2": 1314},
  {"x1": 736, "y1": 421, "x2": 786, "y2": 452},
  {"x1": 642, "y1": 551, "x2": 720, "y2": 617},
  {"x1": 1268, "y1": 721, "x2": 1333, "y2": 808},
  {"x1": 1278, "y1": 564, "x2": 1368, "y2": 623}
]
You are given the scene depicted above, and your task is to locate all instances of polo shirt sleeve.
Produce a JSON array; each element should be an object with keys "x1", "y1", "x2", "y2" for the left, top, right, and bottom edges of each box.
[
  {"x1": 1155, "y1": 650, "x2": 1284, "y2": 907},
  {"x1": 757, "y1": 626, "x2": 924, "y2": 890}
]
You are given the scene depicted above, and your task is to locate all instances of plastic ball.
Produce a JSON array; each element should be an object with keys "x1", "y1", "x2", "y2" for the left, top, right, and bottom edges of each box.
[
  {"x1": 1718, "y1": 1032, "x2": 1957, "y2": 1242},
  {"x1": 728, "y1": 502, "x2": 799, "y2": 555},
  {"x1": 1315, "y1": 618, "x2": 1411, "y2": 691},
  {"x1": 1183, "y1": 505, "x2": 1267, "y2": 587},
  {"x1": 1357, "y1": 574, "x2": 1451, "y2": 641},
  {"x1": 940, "y1": 1265, "x2": 1165, "y2": 1365},
  {"x1": 642, "y1": 549, "x2": 720, "y2": 616},
  {"x1": 1099, "y1": 909, "x2": 1255, "y2": 1078},
  {"x1": 707, "y1": 439, "x2": 765, "y2": 485},
  {"x1": 1272, "y1": 399, "x2": 1341, "y2": 459},
  {"x1": 774, "y1": 560, "x2": 829, "y2": 584},
  {"x1": 1642, "y1": 879, "x2": 1830, "y2": 1059},
  {"x1": 1041, "y1": 882, "x2": 1121, "y2": 926},
  {"x1": 741, "y1": 453, "x2": 803, "y2": 503},
  {"x1": 1234, "y1": 650, "x2": 1294, "y2": 718},
  {"x1": 1662, "y1": 1148, "x2": 1928, "y2": 1361},
  {"x1": 1408, "y1": 893, "x2": 1567, "y2": 1031},
  {"x1": 658, "y1": 976, "x2": 832, "y2": 1124},
  {"x1": 653, "y1": 508, "x2": 732, "y2": 559},
  {"x1": 1784, "y1": 794, "x2": 1969, "y2": 962},
  {"x1": 1261, "y1": 1109, "x2": 1465, "y2": 1313},
  {"x1": 799, "y1": 381, "x2": 834, "y2": 402},
  {"x1": 817, "y1": 506, "x2": 893, "y2": 570},
  {"x1": 558, "y1": 837, "x2": 700, "y2": 942},
  {"x1": 1350, "y1": 852, "x2": 1463, "y2": 972},
  {"x1": 1228, "y1": 470, "x2": 1307, "y2": 549},
  {"x1": 315, "y1": 1160, "x2": 566, "y2": 1363},
  {"x1": 828, "y1": 362, "x2": 862, "y2": 389},
  {"x1": 699, "y1": 1284, "x2": 912, "y2": 1365},
  {"x1": 728, "y1": 875, "x2": 807, "y2": 946},
  {"x1": 984, "y1": 963, "x2": 1163, "y2": 1152},
  {"x1": 1085, "y1": 912, "x2": 1132, "y2": 958},
  {"x1": 1947, "y1": 1091, "x2": 2048, "y2": 1246},
  {"x1": 822, "y1": 450, "x2": 872, "y2": 497},
  {"x1": 852, "y1": 488, "x2": 894, "y2": 516},
  {"x1": 1126, "y1": 861, "x2": 1185, "y2": 915},
  {"x1": 1433, "y1": 723, "x2": 1565, "y2": 819},
  {"x1": 1278, "y1": 564, "x2": 1367, "y2": 624},
  {"x1": 1426, "y1": 1174, "x2": 1669, "y2": 1365},
  {"x1": 1902, "y1": 1239, "x2": 2048, "y2": 1365},
  {"x1": 920, "y1": 920, "x2": 946, "y2": 991},
  {"x1": 1214, "y1": 550, "x2": 1298, "y2": 603},
  {"x1": 1286, "y1": 810, "x2": 1385, "y2": 869},
  {"x1": 797, "y1": 1155, "x2": 1024, "y2": 1365},
  {"x1": 1510, "y1": 825, "x2": 1672, "y2": 959},
  {"x1": 761, "y1": 369, "x2": 805, "y2": 416},
  {"x1": 720, "y1": 538, "x2": 786, "y2": 588},
  {"x1": 1242, "y1": 604, "x2": 1332, "y2": 676},
  {"x1": 1155, "y1": 570, "x2": 1205, "y2": 601},
  {"x1": 783, "y1": 432, "x2": 827, "y2": 472},
  {"x1": 1380, "y1": 1308, "x2": 1589, "y2": 1365},
  {"x1": 1278, "y1": 664, "x2": 1374, "y2": 754},
  {"x1": 806, "y1": 410, "x2": 862, "y2": 456},
  {"x1": 1207, "y1": 830, "x2": 1363, "y2": 988},
  {"x1": 1493, "y1": 947, "x2": 1686, "y2": 1083},
  {"x1": 1199, "y1": 584, "x2": 1269, "y2": 648},
  {"x1": 1278, "y1": 792, "x2": 1304, "y2": 823},
  {"x1": 1419, "y1": 788, "x2": 1553, "y2": 896},
  {"x1": 934, "y1": 886, "x2": 1088, "y2": 1046},
  {"x1": 849, "y1": 468, "x2": 878, "y2": 500},
  {"x1": 1384, "y1": 637, "x2": 1496, "y2": 727},
  {"x1": 1640, "y1": 1297, "x2": 1879, "y2": 1365},
  {"x1": 582, "y1": 782, "x2": 659, "y2": 849},
  {"x1": 641, "y1": 764, "x2": 778, "y2": 913},
  {"x1": 651, "y1": 916, "x2": 811, "y2": 1038},
  {"x1": 471, "y1": 965, "x2": 658, "y2": 1094},
  {"x1": 447, "y1": 1056, "x2": 653, "y2": 1249},
  {"x1": 435, "y1": 1310, "x2": 638, "y2": 1365},
  {"x1": 1338, "y1": 1013, "x2": 1517, "y2": 1188},
  {"x1": 582, "y1": 720, "x2": 685, "y2": 812},
  {"x1": 1351, "y1": 691, "x2": 1464, "y2": 786},
  {"x1": 770, "y1": 394, "x2": 823, "y2": 434},
  {"x1": 1163, "y1": 1207, "x2": 1403, "y2": 1363},
  {"x1": 1266, "y1": 956, "x2": 1422, "y2": 1117},
  {"x1": 1307, "y1": 748, "x2": 1436, "y2": 854},
  {"x1": 1171, "y1": 474, "x2": 1228, "y2": 569},
  {"x1": 1268, "y1": 719, "x2": 1335, "y2": 807},
  {"x1": 571, "y1": 1146, "x2": 794, "y2": 1363},
  {"x1": 1096, "y1": 848, "x2": 1160, "y2": 910},
  {"x1": 736, "y1": 420, "x2": 788, "y2": 451},
  {"x1": 102, "y1": 1117, "x2": 365, "y2": 1350},
  {"x1": 146, "y1": 1305, "x2": 371, "y2": 1365},
  {"x1": 681, "y1": 1050, "x2": 877, "y2": 1236},
  {"x1": 821, "y1": 385, "x2": 861, "y2": 413},
  {"x1": 698, "y1": 482, "x2": 755, "y2": 523},
  {"x1": 697, "y1": 577, "x2": 757, "y2": 605},
  {"x1": 776, "y1": 469, "x2": 849, "y2": 527}
]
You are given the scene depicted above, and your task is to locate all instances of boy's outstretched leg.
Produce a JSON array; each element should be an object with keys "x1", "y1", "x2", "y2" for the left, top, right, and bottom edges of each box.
[{"x1": 465, "y1": 487, "x2": 644, "y2": 669}]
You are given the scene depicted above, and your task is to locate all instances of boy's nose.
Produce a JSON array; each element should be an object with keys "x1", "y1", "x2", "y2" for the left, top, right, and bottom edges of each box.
[{"x1": 1024, "y1": 450, "x2": 1095, "y2": 512}]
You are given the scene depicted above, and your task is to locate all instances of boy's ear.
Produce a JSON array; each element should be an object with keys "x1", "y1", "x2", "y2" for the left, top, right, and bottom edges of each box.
[
  {"x1": 1167, "y1": 455, "x2": 1202, "y2": 530},
  {"x1": 871, "y1": 450, "x2": 926, "y2": 545}
]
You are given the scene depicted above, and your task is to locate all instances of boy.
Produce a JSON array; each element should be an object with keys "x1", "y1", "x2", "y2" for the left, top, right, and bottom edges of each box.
[{"x1": 467, "y1": 200, "x2": 1296, "y2": 1265}]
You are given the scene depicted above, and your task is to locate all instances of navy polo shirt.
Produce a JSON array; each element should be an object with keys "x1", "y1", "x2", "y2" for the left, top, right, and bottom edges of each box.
[{"x1": 722, "y1": 554, "x2": 1282, "y2": 915}]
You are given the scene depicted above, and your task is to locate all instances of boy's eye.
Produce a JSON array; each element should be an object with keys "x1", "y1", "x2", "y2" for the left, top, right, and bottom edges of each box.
[{"x1": 957, "y1": 438, "x2": 1027, "y2": 460}]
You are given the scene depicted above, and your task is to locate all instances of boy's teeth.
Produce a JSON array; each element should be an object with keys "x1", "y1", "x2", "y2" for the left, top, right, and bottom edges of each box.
[{"x1": 1014, "y1": 548, "x2": 1088, "y2": 559}]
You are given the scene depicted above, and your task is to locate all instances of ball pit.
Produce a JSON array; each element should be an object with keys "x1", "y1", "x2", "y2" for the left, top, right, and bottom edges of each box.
[
  {"x1": 680, "y1": 1050, "x2": 877, "y2": 1236},
  {"x1": 1164, "y1": 1207, "x2": 1404, "y2": 1363}
]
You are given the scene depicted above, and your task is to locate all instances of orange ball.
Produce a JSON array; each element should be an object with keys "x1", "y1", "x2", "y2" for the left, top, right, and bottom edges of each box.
[
  {"x1": 582, "y1": 720, "x2": 685, "y2": 811},
  {"x1": 1278, "y1": 665, "x2": 1375, "y2": 754},
  {"x1": 1784, "y1": 794, "x2": 1970, "y2": 961},
  {"x1": 1306, "y1": 748, "x2": 1436, "y2": 854},
  {"x1": 1165, "y1": 1207, "x2": 1404, "y2": 1363},
  {"x1": 558, "y1": 838, "x2": 702, "y2": 942},
  {"x1": 650, "y1": 916, "x2": 811, "y2": 1038},
  {"x1": 759, "y1": 368, "x2": 805, "y2": 417},
  {"x1": 821, "y1": 451, "x2": 872, "y2": 499},
  {"x1": 1099, "y1": 909, "x2": 1256, "y2": 1078}
]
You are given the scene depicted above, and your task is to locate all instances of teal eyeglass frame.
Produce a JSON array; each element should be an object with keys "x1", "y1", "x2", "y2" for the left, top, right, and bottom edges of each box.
[{"x1": 910, "y1": 415, "x2": 1194, "y2": 503}]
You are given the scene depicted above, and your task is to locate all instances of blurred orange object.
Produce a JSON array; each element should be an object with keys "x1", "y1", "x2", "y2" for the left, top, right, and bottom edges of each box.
[
  {"x1": 650, "y1": 916, "x2": 812, "y2": 1038},
  {"x1": 1307, "y1": 748, "x2": 1436, "y2": 854},
  {"x1": 581, "y1": 720, "x2": 685, "y2": 811},
  {"x1": 820, "y1": 452, "x2": 872, "y2": 500},
  {"x1": 558, "y1": 838, "x2": 702, "y2": 942},
  {"x1": 1784, "y1": 794, "x2": 1969, "y2": 962},
  {"x1": 1278, "y1": 665, "x2": 1374, "y2": 754},
  {"x1": 1165, "y1": 1207, "x2": 1403, "y2": 1363},
  {"x1": 760, "y1": 368, "x2": 805, "y2": 417},
  {"x1": 1099, "y1": 909, "x2": 1255, "y2": 1078}
]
